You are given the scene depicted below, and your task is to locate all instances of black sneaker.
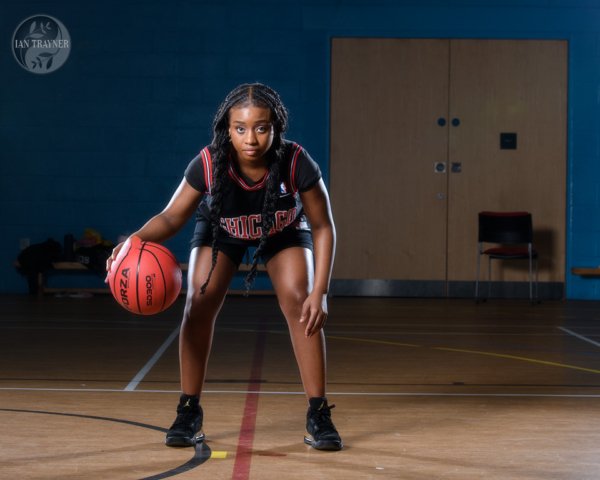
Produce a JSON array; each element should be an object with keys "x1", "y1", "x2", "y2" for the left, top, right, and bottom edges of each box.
[
  {"x1": 165, "y1": 394, "x2": 203, "y2": 447},
  {"x1": 304, "y1": 397, "x2": 343, "y2": 451}
]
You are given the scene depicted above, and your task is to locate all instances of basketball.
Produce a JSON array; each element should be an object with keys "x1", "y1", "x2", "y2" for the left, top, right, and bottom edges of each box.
[{"x1": 107, "y1": 236, "x2": 182, "y2": 315}]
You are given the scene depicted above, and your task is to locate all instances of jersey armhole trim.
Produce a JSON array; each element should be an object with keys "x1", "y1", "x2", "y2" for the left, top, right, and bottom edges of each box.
[
  {"x1": 201, "y1": 147, "x2": 213, "y2": 195},
  {"x1": 289, "y1": 142, "x2": 302, "y2": 194}
]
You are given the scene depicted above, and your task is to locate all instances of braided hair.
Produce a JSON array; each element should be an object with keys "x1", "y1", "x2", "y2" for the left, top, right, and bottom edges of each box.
[{"x1": 199, "y1": 83, "x2": 289, "y2": 294}]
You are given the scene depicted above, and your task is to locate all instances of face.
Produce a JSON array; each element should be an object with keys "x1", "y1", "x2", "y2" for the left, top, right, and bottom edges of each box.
[{"x1": 228, "y1": 105, "x2": 274, "y2": 164}]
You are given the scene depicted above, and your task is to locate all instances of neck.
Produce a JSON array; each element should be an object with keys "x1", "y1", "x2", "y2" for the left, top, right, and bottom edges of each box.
[{"x1": 233, "y1": 155, "x2": 268, "y2": 183}]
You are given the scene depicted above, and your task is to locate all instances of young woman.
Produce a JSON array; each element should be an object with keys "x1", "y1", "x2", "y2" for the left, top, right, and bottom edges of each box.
[{"x1": 106, "y1": 83, "x2": 342, "y2": 451}]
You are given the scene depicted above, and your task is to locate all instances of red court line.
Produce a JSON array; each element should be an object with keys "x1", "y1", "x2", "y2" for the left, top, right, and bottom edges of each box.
[{"x1": 232, "y1": 323, "x2": 267, "y2": 480}]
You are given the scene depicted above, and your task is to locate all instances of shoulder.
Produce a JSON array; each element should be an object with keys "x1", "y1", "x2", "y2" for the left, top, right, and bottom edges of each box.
[
  {"x1": 281, "y1": 139, "x2": 310, "y2": 167},
  {"x1": 187, "y1": 145, "x2": 213, "y2": 166},
  {"x1": 280, "y1": 139, "x2": 302, "y2": 157},
  {"x1": 280, "y1": 140, "x2": 321, "y2": 193},
  {"x1": 184, "y1": 145, "x2": 214, "y2": 193}
]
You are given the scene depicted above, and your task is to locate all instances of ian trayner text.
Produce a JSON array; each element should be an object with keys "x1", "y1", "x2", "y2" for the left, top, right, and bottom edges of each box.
[{"x1": 14, "y1": 39, "x2": 70, "y2": 49}]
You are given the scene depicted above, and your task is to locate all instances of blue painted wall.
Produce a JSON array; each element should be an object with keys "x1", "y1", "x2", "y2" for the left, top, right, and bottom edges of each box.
[{"x1": 1, "y1": 0, "x2": 600, "y2": 298}]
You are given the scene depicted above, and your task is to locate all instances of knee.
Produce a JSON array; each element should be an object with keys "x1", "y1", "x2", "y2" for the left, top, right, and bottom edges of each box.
[
  {"x1": 277, "y1": 287, "x2": 308, "y2": 316},
  {"x1": 184, "y1": 290, "x2": 222, "y2": 322}
]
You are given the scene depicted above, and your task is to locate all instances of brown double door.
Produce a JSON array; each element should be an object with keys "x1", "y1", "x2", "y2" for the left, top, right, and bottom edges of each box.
[{"x1": 330, "y1": 38, "x2": 567, "y2": 295}]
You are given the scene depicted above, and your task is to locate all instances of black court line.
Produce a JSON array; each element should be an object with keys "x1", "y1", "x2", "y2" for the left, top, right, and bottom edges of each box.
[
  {"x1": 143, "y1": 440, "x2": 211, "y2": 480},
  {"x1": 0, "y1": 408, "x2": 211, "y2": 479}
]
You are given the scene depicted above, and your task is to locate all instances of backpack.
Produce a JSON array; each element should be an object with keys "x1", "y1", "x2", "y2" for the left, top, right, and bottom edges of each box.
[{"x1": 17, "y1": 238, "x2": 62, "y2": 273}]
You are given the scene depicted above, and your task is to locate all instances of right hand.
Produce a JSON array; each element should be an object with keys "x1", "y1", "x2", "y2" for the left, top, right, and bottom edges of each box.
[{"x1": 105, "y1": 242, "x2": 125, "y2": 282}]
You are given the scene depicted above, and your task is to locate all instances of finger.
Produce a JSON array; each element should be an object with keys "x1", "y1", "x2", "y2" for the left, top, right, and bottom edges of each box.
[
  {"x1": 104, "y1": 256, "x2": 114, "y2": 283},
  {"x1": 104, "y1": 266, "x2": 110, "y2": 283},
  {"x1": 311, "y1": 312, "x2": 328, "y2": 337},
  {"x1": 299, "y1": 301, "x2": 310, "y2": 323},
  {"x1": 305, "y1": 309, "x2": 319, "y2": 337}
]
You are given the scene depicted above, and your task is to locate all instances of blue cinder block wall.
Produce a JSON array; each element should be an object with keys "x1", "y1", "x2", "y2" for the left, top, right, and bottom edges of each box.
[{"x1": 1, "y1": 0, "x2": 600, "y2": 298}]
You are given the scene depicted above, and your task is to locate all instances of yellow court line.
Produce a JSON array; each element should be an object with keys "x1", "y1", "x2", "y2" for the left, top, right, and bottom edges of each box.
[
  {"x1": 210, "y1": 451, "x2": 228, "y2": 459},
  {"x1": 258, "y1": 329, "x2": 420, "y2": 348},
  {"x1": 327, "y1": 334, "x2": 420, "y2": 348},
  {"x1": 434, "y1": 346, "x2": 600, "y2": 375},
  {"x1": 328, "y1": 334, "x2": 600, "y2": 375}
]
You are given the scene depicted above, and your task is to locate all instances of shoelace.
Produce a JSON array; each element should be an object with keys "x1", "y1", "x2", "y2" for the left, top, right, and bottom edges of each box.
[
  {"x1": 171, "y1": 409, "x2": 200, "y2": 430},
  {"x1": 311, "y1": 404, "x2": 337, "y2": 433}
]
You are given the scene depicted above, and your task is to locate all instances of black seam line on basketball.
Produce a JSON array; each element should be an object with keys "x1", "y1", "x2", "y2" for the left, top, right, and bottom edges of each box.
[
  {"x1": 136, "y1": 242, "x2": 145, "y2": 314},
  {"x1": 0, "y1": 408, "x2": 212, "y2": 479},
  {"x1": 144, "y1": 246, "x2": 168, "y2": 311},
  {"x1": 148, "y1": 242, "x2": 177, "y2": 262},
  {"x1": 111, "y1": 240, "x2": 131, "y2": 303},
  {"x1": 117, "y1": 241, "x2": 134, "y2": 313}
]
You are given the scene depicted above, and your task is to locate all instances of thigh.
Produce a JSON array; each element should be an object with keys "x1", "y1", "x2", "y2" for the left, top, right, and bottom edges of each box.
[
  {"x1": 191, "y1": 219, "x2": 249, "y2": 268},
  {"x1": 266, "y1": 246, "x2": 314, "y2": 315},
  {"x1": 261, "y1": 229, "x2": 313, "y2": 265},
  {"x1": 186, "y1": 246, "x2": 237, "y2": 312}
]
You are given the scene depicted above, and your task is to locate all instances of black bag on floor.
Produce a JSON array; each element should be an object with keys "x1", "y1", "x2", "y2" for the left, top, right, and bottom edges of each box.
[{"x1": 16, "y1": 238, "x2": 62, "y2": 294}]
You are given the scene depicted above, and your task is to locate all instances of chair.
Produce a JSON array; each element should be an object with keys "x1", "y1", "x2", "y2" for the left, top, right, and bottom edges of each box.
[{"x1": 475, "y1": 211, "x2": 538, "y2": 303}]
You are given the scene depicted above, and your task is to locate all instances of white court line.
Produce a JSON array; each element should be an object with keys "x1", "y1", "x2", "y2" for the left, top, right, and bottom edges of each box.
[
  {"x1": 1, "y1": 387, "x2": 600, "y2": 398},
  {"x1": 558, "y1": 326, "x2": 600, "y2": 349},
  {"x1": 123, "y1": 325, "x2": 180, "y2": 391}
]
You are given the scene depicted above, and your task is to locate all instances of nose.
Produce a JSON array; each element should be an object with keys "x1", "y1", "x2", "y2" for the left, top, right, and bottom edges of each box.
[{"x1": 244, "y1": 129, "x2": 258, "y2": 145}]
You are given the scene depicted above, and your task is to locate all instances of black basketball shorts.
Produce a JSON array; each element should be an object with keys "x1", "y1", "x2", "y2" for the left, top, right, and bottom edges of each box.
[{"x1": 190, "y1": 221, "x2": 313, "y2": 267}]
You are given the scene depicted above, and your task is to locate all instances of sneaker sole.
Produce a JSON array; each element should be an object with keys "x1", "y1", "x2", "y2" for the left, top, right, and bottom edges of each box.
[
  {"x1": 165, "y1": 432, "x2": 205, "y2": 448},
  {"x1": 304, "y1": 435, "x2": 343, "y2": 451}
]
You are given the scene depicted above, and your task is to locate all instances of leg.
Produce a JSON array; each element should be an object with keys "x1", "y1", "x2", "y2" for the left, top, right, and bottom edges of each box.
[
  {"x1": 180, "y1": 246, "x2": 237, "y2": 395},
  {"x1": 266, "y1": 247, "x2": 326, "y2": 398},
  {"x1": 266, "y1": 246, "x2": 343, "y2": 451},
  {"x1": 166, "y1": 246, "x2": 236, "y2": 447}
]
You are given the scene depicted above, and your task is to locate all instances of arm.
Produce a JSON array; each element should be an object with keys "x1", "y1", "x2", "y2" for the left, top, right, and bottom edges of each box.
[
  {"x1": 106, "y1": 178, "x2": 203, "y2": 273},
  {"x1": 298, "y1": 178, "x2": 336, "y2": 336},
  {"x1": 132, "y1": 178, "x2": 203, "y2": 242}
]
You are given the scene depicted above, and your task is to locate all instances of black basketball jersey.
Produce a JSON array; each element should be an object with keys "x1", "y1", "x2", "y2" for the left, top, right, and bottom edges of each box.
[{"x1": 184, "y1": 140, "x2": 321, "y2": 244}]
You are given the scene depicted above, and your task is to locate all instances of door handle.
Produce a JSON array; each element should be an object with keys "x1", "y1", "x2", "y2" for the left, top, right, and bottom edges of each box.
[
  {"x1": 451, "y1": 162, "x2": 462, "y2": 173},
  {"x1": 434, "y1": 162, "x2": 446, "y2": 173}
]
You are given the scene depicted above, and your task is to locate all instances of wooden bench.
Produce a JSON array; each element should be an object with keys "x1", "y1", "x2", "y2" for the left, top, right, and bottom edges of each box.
[
  {"x1": 571, "y1": 267, "x2": 600, "y2": 277},
  {"x1": 33, "y1": 261, "x2": 270, "y2": 296}
]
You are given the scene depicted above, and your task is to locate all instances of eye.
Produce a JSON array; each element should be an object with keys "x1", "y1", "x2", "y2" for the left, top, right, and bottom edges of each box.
[
  {"x1": 235, "y1": 126, "x2": 245, "y2": 134},
  {"x1": 256, "y1": 124, "x2": 272, "y2": 134}
]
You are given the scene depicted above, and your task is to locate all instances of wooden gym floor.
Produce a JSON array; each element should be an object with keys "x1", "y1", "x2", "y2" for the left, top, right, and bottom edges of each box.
[{"x1": 1, "y1": 294, "x2": 600, "y2": 479}]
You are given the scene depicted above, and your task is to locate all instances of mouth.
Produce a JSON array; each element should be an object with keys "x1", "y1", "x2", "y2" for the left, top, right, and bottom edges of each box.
[{"x1": 243, "y1": 149, "x2": 260, "y2": 156}]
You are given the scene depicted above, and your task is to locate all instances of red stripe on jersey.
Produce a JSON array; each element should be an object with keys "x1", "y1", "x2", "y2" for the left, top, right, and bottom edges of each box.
[
  {"x1": 289, "y1": 143, "x2": 302, "y2": 193},
  {"x1": 201, "y1": 148, "x2": 213, "y2": 195},
  {"x1": 227, "y1": 158, "x2": 269, "y2": 191}
]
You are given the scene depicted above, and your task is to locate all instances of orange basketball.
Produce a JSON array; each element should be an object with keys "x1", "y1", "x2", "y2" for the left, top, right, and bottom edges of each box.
[{"x1": 107, "y1": 236, "x2": 182, "y2": 315}]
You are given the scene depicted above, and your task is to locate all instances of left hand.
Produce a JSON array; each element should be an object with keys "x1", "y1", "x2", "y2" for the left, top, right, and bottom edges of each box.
[{"x1": 299, "y1": 292, "x2": 328, "y2": 337}]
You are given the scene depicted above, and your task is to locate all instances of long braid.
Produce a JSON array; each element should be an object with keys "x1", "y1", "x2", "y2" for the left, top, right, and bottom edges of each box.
[
  {"x1": 199, "y1": 95, "x2": 235, "y2": 294},
  {"x1": 199, "y1": 136, "x2": 228, "y2": 294},
  {"x1": 200, "y1": 83, "x2": 288, "y2": 294},
  {"x1": 241, "y1": 86, "x2": 288, "y2": 293},
  {"x1": 244, "y1": 156, "x2": 282, "y2": 292}
]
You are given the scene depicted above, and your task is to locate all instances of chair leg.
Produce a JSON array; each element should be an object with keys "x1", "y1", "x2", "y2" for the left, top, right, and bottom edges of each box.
[
  {"x1": 534, "y1": 258, "x2": 540, "y2": 303},
  {"x1": 475, "y1": 249, "x2": 481, "y2": 303},
  {"x1": 527, "y1": 257, "x2": 542, "y2": 304},
  {"x1": 529, "y1": 254, "x2": 533, "y2": 304},
  {"x1": 487, "y1": 257, "x2": 492, "y2": 300}
]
